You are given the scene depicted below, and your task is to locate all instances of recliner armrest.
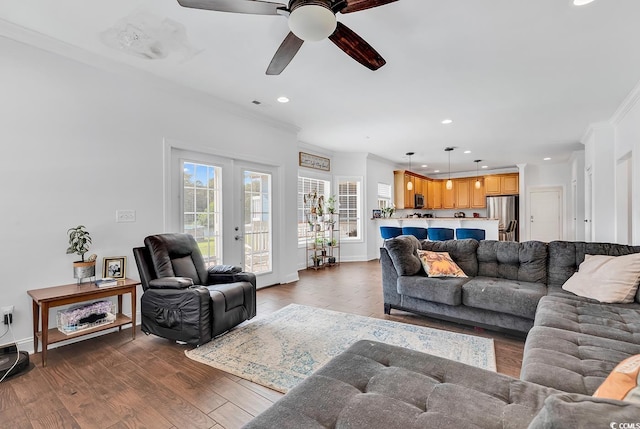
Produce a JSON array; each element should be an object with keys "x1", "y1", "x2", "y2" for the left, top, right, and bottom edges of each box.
[
  {"x1": 148, "y1": 277, "x2": 194, "y2": 289},
  {"x1": 207, "y1": 265, "x2": 243, "y2": 275},
  {"x1": 206, "y1": 269, "x2": 257, "y2": 288}
]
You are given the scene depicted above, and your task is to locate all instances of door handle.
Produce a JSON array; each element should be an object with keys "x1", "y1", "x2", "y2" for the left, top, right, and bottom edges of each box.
[{"x1": 530, "y1": 216, "x2": 534, "y2": 223}]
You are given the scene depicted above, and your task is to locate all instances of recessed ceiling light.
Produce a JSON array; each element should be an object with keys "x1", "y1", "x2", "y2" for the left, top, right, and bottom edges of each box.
[
  {"x1": 482, "y1": 166, "x2": 488, "y2": 169},
  {"x1": 544, "y1": 157, "x2": 551, "y2": 161},
  {"x1": 434, "y1": 170, "x2": 440, "y2": 173},
  {"x1": 421, "y1": 164, "x2": 428, "y2": 168},
  {"x1": 277, "y1": 96, "x2": 290, "y2": 103},
  {"x1": 441, "y1": 119, "x2": 453, "y2": 125},
  {"x1": 464, "y1": 150, "x2": 471, "y2": 154},
  {"x1": 573, "y1": 0, "x2": 595, "y2": 6}
]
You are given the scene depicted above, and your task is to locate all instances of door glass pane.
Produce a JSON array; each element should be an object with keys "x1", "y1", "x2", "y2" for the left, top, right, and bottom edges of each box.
[
  {"x1": 244, "y1": 170, "x2": 272, "y2": 274},
  {"x1": 183, "y1": 161, "x2": 222, "y2": 266}
]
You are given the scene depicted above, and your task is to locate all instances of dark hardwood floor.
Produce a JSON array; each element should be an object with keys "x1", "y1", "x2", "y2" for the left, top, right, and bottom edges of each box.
[{"x1": 1, "y1": 261, "x2": 525, "y2": 428}]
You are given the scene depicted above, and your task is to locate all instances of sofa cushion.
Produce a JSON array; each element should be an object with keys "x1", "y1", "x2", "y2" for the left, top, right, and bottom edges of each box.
[
  {"x1": 245, "y1": 340, "x2": 559, "y2": 429},
  {"x1": 421, "y1": 239, "x2": 479, "y2": 277},
  {"x1": 476, "y1": 240, "x2": 547, "y2": 283},
  {"x1": 417, "y1": 250, "x2": 467, "y2": 278},
  {"x1": 521, "y1": 326, "x2": 640, "y2": 395},
  {"x1": 384, "y1": 235, "x2": 422, "y2": 276},
  {"x1": 462, "y1": 277, "x2": 546, "y2": 319},
  {"x1": 593, "y1": 354, "x2": 640, "y2": 403},
  {"x1": 397, "y1": 275, "x2": 468, "y2": 306},
  {"x1": 546, "y1": 241, "x2": 640, "y2": 292},
  {"x1": 528, "y1": 393, "x2": 640, "y2": 429},
  {"x1": 561, "y1": 253, "x2": 640, "y2": 303},
  {"x1": 534, "y1": 295, "x2": 640, "y2": 344}
]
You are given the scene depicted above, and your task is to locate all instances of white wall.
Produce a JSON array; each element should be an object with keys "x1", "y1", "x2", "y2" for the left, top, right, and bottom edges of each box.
[
  {"x1": 612, "y1": 84, "x2": 640, "y2": 245},
  {"x1": 1, "y1": 36, "x2": 299, "y2": 349},
  {"x1": 365, "y1": 154, "x2": 396, "y2": 260},
  {"x1": 569, "y1": 151, "x2": 586, "y2": 241}
]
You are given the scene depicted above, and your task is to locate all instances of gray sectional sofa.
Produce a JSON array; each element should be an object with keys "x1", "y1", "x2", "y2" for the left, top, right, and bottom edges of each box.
[{"x1": 244, "y1": 238, "x2": 640, "y2": 428}]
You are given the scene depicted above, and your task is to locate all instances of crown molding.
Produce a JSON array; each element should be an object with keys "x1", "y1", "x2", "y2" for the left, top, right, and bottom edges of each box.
[{"x1": 611, "y1": 77, "x2": 640, "y2": 126}]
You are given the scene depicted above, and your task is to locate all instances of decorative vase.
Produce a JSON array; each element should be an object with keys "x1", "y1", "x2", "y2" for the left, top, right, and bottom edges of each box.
[{"x1": 73, "y1": 261, "x2": 96, "y2": 284}]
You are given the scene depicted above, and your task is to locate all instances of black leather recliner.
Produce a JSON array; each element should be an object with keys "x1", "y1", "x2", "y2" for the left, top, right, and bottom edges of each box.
[{"x1": 133, "y1": 233, "x2": 256, "y2": 345}]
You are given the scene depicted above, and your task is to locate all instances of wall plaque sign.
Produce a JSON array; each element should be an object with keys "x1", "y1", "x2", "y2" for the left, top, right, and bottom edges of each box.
[{"x1": 299, "y1": 152, "x2": 330, "y2": 171}]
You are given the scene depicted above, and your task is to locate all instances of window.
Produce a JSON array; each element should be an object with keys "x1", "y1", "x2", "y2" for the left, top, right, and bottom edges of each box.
[
  {"x1": 338, "y1": 177, "x2": 362, "y2": 240},
  {"x1": 183, "y1": 162, "x2": 222, "y2": 266},
  {"x1": 377, "y1": 182, "x2": 392, "y2": 209},
  {"x1": 298, "y1": 176, "x2": 330, "y2": 244},
  {"x1": 243, "y1": 170, "x2": 272, "y2": 274}
]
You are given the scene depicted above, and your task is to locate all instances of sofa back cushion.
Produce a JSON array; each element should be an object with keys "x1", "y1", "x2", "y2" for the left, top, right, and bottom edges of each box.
[
  {"x1": 383, "y1": 235, "x2": 423, "y2": 276},
  {"x1": 421, "y1": 239, "x2": 479, "y2": 277},
  {"x1": 547, "y1": 242, "x2": 640, "y2": 301},
  {"x1": 477, "y1": 240, "x2": 548, "y2": 283}
]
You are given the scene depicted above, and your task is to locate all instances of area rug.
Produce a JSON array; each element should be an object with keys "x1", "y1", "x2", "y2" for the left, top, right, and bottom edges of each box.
[{"x1": 185, "y1": 304, "x2": 496, "y2": 393}]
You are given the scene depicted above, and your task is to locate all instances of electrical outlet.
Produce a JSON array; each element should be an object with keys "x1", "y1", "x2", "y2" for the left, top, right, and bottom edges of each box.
[
  {"x1": 2, "y1": 305, "x2": 13, "y2": 325},
  {"x1": 116, "y1": 209, "x2": 136, "y2": 223}
]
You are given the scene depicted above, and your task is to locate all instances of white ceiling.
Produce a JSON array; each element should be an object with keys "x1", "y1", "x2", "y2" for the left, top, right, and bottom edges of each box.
[{"x1": 2, "y1": 0, "x2": 640, "y2": 174}]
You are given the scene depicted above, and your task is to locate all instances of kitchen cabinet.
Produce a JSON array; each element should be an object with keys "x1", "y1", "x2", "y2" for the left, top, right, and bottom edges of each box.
[
  {"x1": 427, "y1": 180, "x2": 442, "y2": 209},
  {"x1": 471, "y1": 179, "x2": 486, "y2": 208},
  {"x1": 484, "y1": 173, "x2": 519, "y2": 196},
  {"x1": 455, "y1": 179, "x2": 471, "y2": 208}
]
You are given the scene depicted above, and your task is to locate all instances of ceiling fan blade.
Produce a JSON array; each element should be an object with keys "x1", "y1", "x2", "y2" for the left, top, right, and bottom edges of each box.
[
  {"x1": 266, "y1": 32, "x2": 304, "y2": 75},
  {"x1": 328, "y1": 22, "x2": 386, "y2": 71},
  {"x1": 177, "y1": 0, "x2": 286, "y2": 15},
  {"x1": 339, "y1": 0, "x2": 398, "y2": 14}
]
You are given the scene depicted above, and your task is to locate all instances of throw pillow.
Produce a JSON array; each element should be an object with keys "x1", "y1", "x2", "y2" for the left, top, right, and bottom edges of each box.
[
  {"x1": 417, "y1": 250, "x2": 467, "y2": 278},
  {"x1": 593, "y1": 355, "x2": 640, "y2": 404},
  {"x1": 561, "y1": 253, "x2": 640, "y2": 303}
]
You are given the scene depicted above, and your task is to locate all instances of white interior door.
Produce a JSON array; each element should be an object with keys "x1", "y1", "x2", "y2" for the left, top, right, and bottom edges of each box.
[
  {"x1": 616, "y1": 155, "x2": 632, "y2": 245},
  {"x1": 585, "y1": 168, "x2": 593, "y2": 241},
  {"x1": 529, "y1": 187, "x2": 562, "y2": 242}
]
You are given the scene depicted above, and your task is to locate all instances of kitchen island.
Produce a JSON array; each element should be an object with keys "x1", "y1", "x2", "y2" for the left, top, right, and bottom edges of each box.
[{"x1": 375, "y1": 217, "x2": 500, "y2": 241}]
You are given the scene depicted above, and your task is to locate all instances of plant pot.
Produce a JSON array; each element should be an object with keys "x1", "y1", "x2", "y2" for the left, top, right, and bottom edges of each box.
[
  {"x1": 328, "y1": 257, "x2": 336, "y2": 264},
  {"x1": 73, "y1": 260, "x2": 96, "y2": 283}
]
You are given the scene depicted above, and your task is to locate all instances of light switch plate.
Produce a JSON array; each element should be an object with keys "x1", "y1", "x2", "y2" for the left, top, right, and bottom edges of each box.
[{"x1": 116, "y1": 209, "x2": 136, "y2": 223}]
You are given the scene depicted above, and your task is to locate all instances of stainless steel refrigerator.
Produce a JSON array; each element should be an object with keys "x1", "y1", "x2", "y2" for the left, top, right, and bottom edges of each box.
[{"x1": 486, "y1": 195, "x2": 519, "y2": 241}]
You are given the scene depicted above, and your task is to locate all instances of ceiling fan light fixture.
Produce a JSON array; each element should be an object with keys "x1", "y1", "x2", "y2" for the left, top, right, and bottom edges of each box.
[{"x1": 288, "y1": 4, "x2": 337, "y2": 42}]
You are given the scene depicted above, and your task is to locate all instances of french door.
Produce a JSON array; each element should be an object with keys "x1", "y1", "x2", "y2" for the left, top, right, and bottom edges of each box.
[{"x1": 169, "y1": 148, "x2": 278, "y2": 288}]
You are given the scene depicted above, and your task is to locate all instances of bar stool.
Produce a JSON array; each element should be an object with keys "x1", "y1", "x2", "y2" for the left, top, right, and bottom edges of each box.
[
  {"x1": 427, "y1": 227, "x2": 454, "y2": 241},
  {"x1": 455, "y1": 228, "x2": 486, "y2": 241},
  {"x1": 380, "y1": 226, "x2": 403, "y2": 240},
  {"x1": 401, "y1": 226, "x2": 428, "y2": 240}
]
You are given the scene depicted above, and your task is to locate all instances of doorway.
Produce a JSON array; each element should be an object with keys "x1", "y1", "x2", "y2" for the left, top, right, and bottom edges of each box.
[
  {"x1": 168, "y1": 148, "x2": 279, "y2": 288},
  {"x1": 616, "y1": 154, "x2": 633, "y2": 245},
  {"x1": 528, "y1": 187, "x2": 563, "y2": 242}
]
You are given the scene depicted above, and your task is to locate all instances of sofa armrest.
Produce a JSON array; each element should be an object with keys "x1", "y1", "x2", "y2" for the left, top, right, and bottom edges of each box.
[
  {"x1": 148, "y1": 277, "x2": 194, "y2": 289},
  {"x1": 528, "y1": 393, "x2": 640, "y2": 428}
]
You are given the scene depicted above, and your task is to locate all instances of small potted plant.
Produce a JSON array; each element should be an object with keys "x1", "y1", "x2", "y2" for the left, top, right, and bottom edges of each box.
[
  {"x1": 310, "y1": 254, "x2": 322, "y2": 267},
  {"x1": 326, "y1": 195, "x2": 337, "y2": 216},
  {"x1": 66, "y1": 225, "x2": 96, "y2": 283}
]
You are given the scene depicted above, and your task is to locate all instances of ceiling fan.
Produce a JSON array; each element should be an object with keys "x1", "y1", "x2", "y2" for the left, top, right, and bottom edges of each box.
[{"x1": 176, "y1": 0, "x2": 398, "y2": 75}]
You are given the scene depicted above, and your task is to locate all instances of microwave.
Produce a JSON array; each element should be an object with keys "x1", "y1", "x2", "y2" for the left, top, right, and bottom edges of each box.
[{"x1": 414, "y1": 193, "x2": 425, "y2": 208}]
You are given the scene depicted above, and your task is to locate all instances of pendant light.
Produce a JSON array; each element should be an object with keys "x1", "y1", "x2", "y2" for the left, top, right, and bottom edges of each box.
[
  {"x1": 445, "y1": 147, "x2": 454, "y2": 190},
  {"x1": 406, "y1": 152, "x2": 415, "y2": 191},
  {"x1": 474, "y1": 160, "x2": 482, "y2": 189}
]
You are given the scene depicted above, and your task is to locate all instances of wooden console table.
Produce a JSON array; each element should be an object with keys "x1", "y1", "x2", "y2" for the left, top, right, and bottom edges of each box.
[{"x1": 27, "y1": 278, "x2": 139, "y2": 367}]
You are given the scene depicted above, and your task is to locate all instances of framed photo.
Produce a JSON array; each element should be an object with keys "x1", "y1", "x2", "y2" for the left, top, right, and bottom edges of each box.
[
  {"x1": 299, "y1": 152, "x2": 330, "y2": 171},
  {"x1": 103, "y1": 256, "x2": 126, "y2": 279},
  {"x1": 372, "y1": 209, "x2": 382, "y2": 219}
]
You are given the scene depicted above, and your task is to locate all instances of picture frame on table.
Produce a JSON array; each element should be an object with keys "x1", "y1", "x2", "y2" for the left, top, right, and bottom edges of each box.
[
  {"x1": 103, "y1": 256, "x2": 126, "y2": 279},
  {"x1": 372, "y1": 209, "x2": 382, "y2": 219}
]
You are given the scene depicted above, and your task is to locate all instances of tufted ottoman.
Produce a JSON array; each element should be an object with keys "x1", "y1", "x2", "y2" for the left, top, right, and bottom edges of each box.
[{"x1": 244, "y1": 340, "x2": 558, "y2": 429}]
